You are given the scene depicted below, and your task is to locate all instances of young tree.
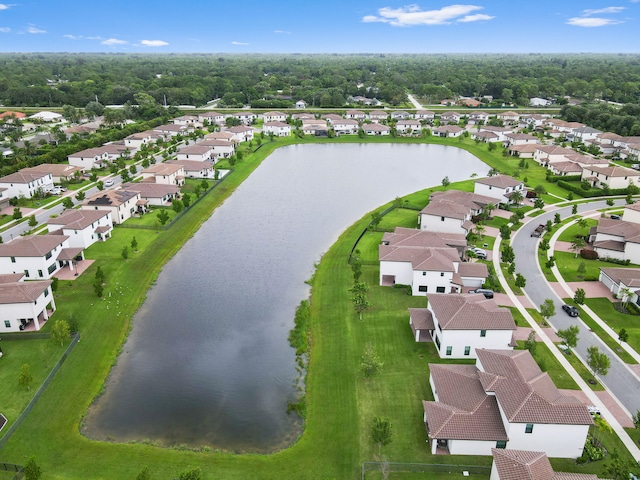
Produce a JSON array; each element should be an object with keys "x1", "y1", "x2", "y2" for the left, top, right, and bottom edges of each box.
[
  {"x1": 534, "y1": 198, "x2": 544, "y2": 210},
  {"x1": 129, "y1": 164, "x2": 137, "y2": 175},
  {"x1": 574, "y1": 288, "x2": 586, "y2": 305},
  {"x1": 618, "y1": 328, "x2": 629, "y2": 344},
  {"x1": 441, "y1": 176, "x2": 450, "y2": 188},
  {"x1": 95, "y1": 265, "x2": 105, "y2": 284},
  {"x1": 182, "y1": 193, "x2": 191, "y2": 208},
  {"x1": 23, "y1": 457, "x2": 42, "y2": 480},
  {"x1": 12, "y1": 207, "x2": 22, "y2": 220},
  {"x1": 172, "y1": 199, "x2": 184, "y2": 214},
  {"x1": 361, "y1": 343, "x2": 383, "y2": 380},
  {"x1": 371, "y1": 417, "x2": 393, "y2": 457},
  {"x1": 539, "y1": 238, "x2": 550, "y2": 252},
  {"x1": 75, "y1": 191, "x2": 86, "y2": 201},
  {"x1": 62, "y1": 197, "x2": 74, "y2": 209},
  {"x1": 136, "y1": 466, "x2": 151, "y2": 480},
  {"x1": 157, "y1": 209, "x2": 170, "y2": 226},
  {"x1": 18, "y1": 363, "x2": 33, "y2": 390},
  {"x1": 178, "y1": 467, "x2": 202, "y2": 480},
  {"x1": 121, "y1": 246, "x2": 129, "y2": 260},
  {"x1": 515, "y1": 273, "x2": 526, "y2": 289},
  {"x1": 606, "y1": 198, "x2": 615, "y2": 207},
  {"x1": 545, "y1": 256, "x2": 555, "y2": 271},
  {"x1": 51, "y1": 319, "x2": 70, "y2": 347},
  {"x1": 540, "y1": 299, "x2": 556, "y2": 325},
  {"x1": 501, "y1": 245, "x2": 515, "y2": 264},
  {"x1": 587, "y1": 346, "x2": 610, "y2": 379},
  {"x1": 200, "y1": 179, "x2": 209, "y2": 190},
  {"x1": 93, "y1": 280, "x2": 104, "y2": 298},
  {"x1": 350, "y1": 282, "x2": 371, "y2": 320},
  {"x1": 577, "y1": 261, "x2": 587, "y2": 276},
  {"x1": 570, "y1": 237, "x2": 586, "y2": 257},
  {"x1": 131, "y1": 236, "x2": 138, "y2": 252},
  {"x1": 554, "y1": 212, "x2": 561, "y2": 224},
  {"x1": 534, "y1": 185, "x2": 546, "y2": 196},
  {"x1": 524, "y1": 331, "x2": 537, "y2": 355},
  {"x1": 557, "y1": 325, "x2": 580, "y2": 350},
  {"x1": 500, "y1": 224, "x2": 511, "y2": 240},
  {"x1": 545, "y1": 219, "x2": 553, "y2": 232},
  {"x1": 572, "y1": 204, "x2": 578, "y2": 215},
  {"x1": 507, "y1": 262, "x2": 516, "y2": 275}
]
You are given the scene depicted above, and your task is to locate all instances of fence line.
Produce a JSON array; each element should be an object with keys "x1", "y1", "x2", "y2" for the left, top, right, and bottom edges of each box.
[
  {"x1": 0, "y1": 333, "x2": 80, "y2": 450},
  {"x1": 362, "y1": 462, "x2": 491, "y2": 479},
  {"x1": 0, "y1": 463, "x2": 23, "y2": 480},
  {"x1": 348, "y1": 204, "x2": 397, "y2": 264}
]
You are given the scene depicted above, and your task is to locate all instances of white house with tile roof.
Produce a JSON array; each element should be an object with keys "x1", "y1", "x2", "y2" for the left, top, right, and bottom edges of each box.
[
  {"x1": 141, "y1": 163, "x2": 185, "y2": 186},
  {"x1": 345, "y1": 109, "x2": 366, "y2": 120},
  {"x1": 490, "y1": 449, "x2": 599, "y2": 480},
  {"x1": 419, "y1": 190, "x2": 496, "y2": 235},
  {"x1": 415, "y1": 110, "x2": 435, "y2": 121},
  {"x1": 232, "y1": 112, "x2": 257, "y2": 125},
  {"x1": 176, "y1": 144, "x2": 214, "y2": 162},
  {"x1": 0, "y1": 234, "x2": 73, "y2": 279},
  {"x1": 200, "y1": 138, "x2": 235, "y2": 158},
  {"x1": 67, "y1": 144, "x2": 128, "y2": 169},
  {"x1": 367, "y1": 110, "x2": 388, "y2": 123},
  {"x1": 121, "y1": 182, "x2": 180, "y2": 207},
  {"x1": 474, "y1": 175, "x2": 525, "y2": 205},
  {"x1": 332, "y1": 119, "x2": 359, "y2": 135},
  {"x1": 226, "y1": 125, "x2": 254, "y2": 142},
  {"x1": 153, "y1": 123, "x2": 190, "y2": 138},
  {"x1": 422, "y1": 294, "x2": 516, "y2": 358},
  {"x1": 379, "y1": 228, "x2": 487, "y2": 296},
  {"x1": 0, "y1": 273, "x2": 55, "y2": 333},
  {"x1": 589, "y1": 217, "x2": 640, "y2": 262},
  {"x1": 395, "y1": 119, "x2": 421, "y2": 135},
  {"x1": 0, "y1": 171, "x2": 54, "y2": 199},
  {"x1": 362, "y1": 123, "x2": 390, "y2": 136},
  {"x1": 502, "y1": 133, "x2": 539, "y2": 147},
  {"x1": 262, "y1": 111, "x2": 287, "y2": 123},
  {"x1": 197, "y1": 111, "x2": 226, "y2": 126},
  {"x1": 599, "y1": 267, "x2": 640, "y2": 305},
  {"x1": 262, "y1": 121, "x2": 291, "y2": 137},
  {"x1": 22, "y1": 164, "x2": 84, "y2": 184},
  {"x1": 46, "y1": 209, "x2": 113, "y2": 249},
  {"x1": 423, "y1": 349, "x2": 592, "y2": 457},
  {"x1": 582, "y1": 165, "x2": 640, "y2": 190},
  {"x1": 433, "y1": 125, "x2": 464, "y2": 137},
  {"x1": 81, "y1": 189, "x2": 142, "y2": 224},
  {"x1": 533, "y1": 145, "x2": 576, "y2": 167},
  {"x1": 165, "y1": 159, "x2": 215, "y2": 179}
]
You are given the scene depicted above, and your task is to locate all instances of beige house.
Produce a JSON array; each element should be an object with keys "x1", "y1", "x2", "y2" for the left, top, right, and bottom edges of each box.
[
  {"x1": 582, "y1": 165, "x2": 640, "y2": 189},
  {"x1": 82, "y1": 189, "x2": 143, "y2": 224},
  {"x1": 141, "y1": 163, "x2": 185, "y2": 186}
]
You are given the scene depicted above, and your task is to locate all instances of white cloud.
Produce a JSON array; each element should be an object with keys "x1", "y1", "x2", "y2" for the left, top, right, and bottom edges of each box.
[
  {"x1": 64, "y1": 34, "x2": 82, "y2": 39},
  {"x1": 27, "y1": 24, "x2": 46, "y2": 34},
  {"x1": 0, "y1": 26, "x2": 10, "y2": 32},
  {"x1": 0, "y1": 4, "x2": 12, "y2": 10},
  {"x1": 274, "y1": 29, "x2": 291, "y2": 34},
  {"x1": 102, "y1": 38, "x2": 127, "y2": 45},
  {"x1": 361, "y1": 4, "x2": 492, "y2": 26},
  {"x1": 567, "y1": 6, "x2": 625, "y2": 27},
  {"x1": 231, "y1": 41, "x2": 249, "y2": 45},
  {"x1": 139, "y1": 39, "x2": 168, "y2": 47},
  {"x1": 567, "y1": 16, "x2": 621, "y2": 27}
]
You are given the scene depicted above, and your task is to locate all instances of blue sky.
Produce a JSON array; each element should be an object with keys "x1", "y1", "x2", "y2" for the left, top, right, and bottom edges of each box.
[{"x1": 1, "y1": 1, "x2": 639, "y2": 53}]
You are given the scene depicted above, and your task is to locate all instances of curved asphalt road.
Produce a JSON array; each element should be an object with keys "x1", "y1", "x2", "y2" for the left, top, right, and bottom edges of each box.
[{"x1": 514, "y1": 199, "x2": 640, "y2": 416}]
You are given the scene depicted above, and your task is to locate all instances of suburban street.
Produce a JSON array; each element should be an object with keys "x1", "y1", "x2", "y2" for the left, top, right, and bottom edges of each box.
[{"x1": 514, "y1": 199, "x2": 640, "y2": 416}]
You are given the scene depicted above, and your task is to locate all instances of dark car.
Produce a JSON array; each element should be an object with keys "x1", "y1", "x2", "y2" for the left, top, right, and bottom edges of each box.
[
  {"x1": 562, "y1": 304, "x2": 579, "y2": 317},
  {"x1": 469, "y1": 288, "x2": 494, "y2": 299}
]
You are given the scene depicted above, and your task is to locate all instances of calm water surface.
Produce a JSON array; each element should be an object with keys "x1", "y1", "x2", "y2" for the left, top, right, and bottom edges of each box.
[{"x1": 82, "y1": 143, "x2": 487, "y2": 452}]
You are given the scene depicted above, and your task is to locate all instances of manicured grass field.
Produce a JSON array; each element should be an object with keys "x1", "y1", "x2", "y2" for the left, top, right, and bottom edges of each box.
[
  {"x1": 378, "y1": 207, "x2": 419, "y2": 231},
  {"x1": 557, "y1": 219, "x2": 597, "y2": 242},
  {"x1": 0, "y1": 135, "x2": 623, "y2": 479},
  {"x1": 584, "y1": 298, "x2": 640, "y2": 355},
  {"x1": 554, "y1": 251, "x2": 640, "y2": 283}
]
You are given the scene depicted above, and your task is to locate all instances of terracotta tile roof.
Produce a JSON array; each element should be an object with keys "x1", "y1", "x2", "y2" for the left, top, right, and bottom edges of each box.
[
  {"x1": 205, "y1": 132, "x2": 234, "y2": 141},
  {"x1": 381, "y1": 227, "x2": 467, "y2": 249},
  {"x1": 166, "y1": 159, "x2": 213, "y2": 171},
  {"x1": 363, "y1": 123, "x2": 390, "y2": 132},
  {"x1": 626, "y1": 202, "x2": 640, "y2": 212},
  {"x1": 263, "y1": 121, "x2": 290, "y2": 128},
  {"x1": 227, "y1": 125, "x2": 253, "y2": 133},
  {"x1": 0, "y1": 273, "x2": 26, "y2": 283},
  {"x1": 0, "y1": 111, "x2": 27, "y2": 119},
  {"x1": 143, "y1": 163, "x2": 184, "y2": 176},
  {"x1": 57, "y1": 247, "x2": 83, "y2": 261},
  {"x1": 434, "y1": 125, "x2": 463, "y2": 134},
  {"x1": 0, "y1": 170, "x2": 51, "y2": 184},
  {"x1": 84, "y1": 189, "x2": 139, "y2": 207},
  {"x1": 69, "y1": 144, "x2": 126, "y2": 158},
  {"x1": 475, "y1": 131, "x2": 499, "y2": 140},
  {"x1": 585, "y1": 165, "x2": 639, "y2": 178},
  {"x1": 408, "y1": 308, "x2": 434, "y2": 330},
  {"x1": 600, "y1": 267, "x2": 640, "y2": 288},
  {"x1": 178, "y1": 145, "x2": 212, "y2": 155},
  {"x1": 593, "y1": 240, "x2": 626, "y2": 252},
  {"x1": 476, "y1": 349, "x2": 592, "y2": 425},
  {"x1": 422, "y1": 190, "x2": 496, "y2": 219},
  {"x1": 424, "y1": 364, "x2": 508, "y2": 441},
  {"x1": 535, "y1": 145, "x2": 575, "y2": 156},
  {"x1": 427, "y1": 294, "x2": 515, "y2": 331},
  {"x1": 458, "y1": 262, "x2": 489, "y2": 278},
  {"x1": 201, "y1": 139, "x2": 234, "y2": 147},
  {"x1": 504, "y1": 133, "x2": 538, "y2": 141},
  {"x1": 0, "y1": 279, "x2": 52, "y2": 304},
  {"x1": 475, "y1": 175, "x2": 522, "y2": 189},
  {"x1": 22, "y1": 164, "x2": 84, "y2": 177},
  {"x1": 551, "y1": 161, "x2": 583, "y2": 173},
  {"x1": 491, "y1": 448, "x2": 599, "y2": 480},
  {"x1": 122, "y1": 182, "x2": 180, "y2": 199},
  {"x1": 595, "y1": 218, "x2": 640, "y2": 244},
  {"x1": 47, "y1": 209, "x2": 111, "y2": 230},
  {"x1": 0, "y1": 234, "x2": 68, "y2": 258}
]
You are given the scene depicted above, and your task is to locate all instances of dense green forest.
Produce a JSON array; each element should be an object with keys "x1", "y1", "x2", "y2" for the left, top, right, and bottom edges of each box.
[{"x1": 1, "y1": 53, "x2": 639, "y2": 108}]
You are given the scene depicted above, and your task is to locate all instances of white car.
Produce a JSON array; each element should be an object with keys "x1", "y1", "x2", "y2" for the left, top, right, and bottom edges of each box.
[
  {"x1": 49, "y1": 187, "x2": 62, "y2": 195},
  {"x1": 104, "y1": 179, "x2": 114, "y2": 187},
  {"x1": 468, "y1": 247, "x2": 487, "y2": 256}
]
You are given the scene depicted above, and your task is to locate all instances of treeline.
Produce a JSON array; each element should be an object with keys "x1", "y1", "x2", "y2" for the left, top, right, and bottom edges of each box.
[
  {"x1": 561, "y1": 103, "x2": 640, "y2": 136},
  {"x1": 0, "y1": 53, "x2": 639, "y2": 109}
]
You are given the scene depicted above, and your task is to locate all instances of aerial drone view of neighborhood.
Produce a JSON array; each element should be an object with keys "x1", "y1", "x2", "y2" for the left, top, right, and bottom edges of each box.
[{"x1": 1, "y1": 1, "x2": 640, "y2": 479}]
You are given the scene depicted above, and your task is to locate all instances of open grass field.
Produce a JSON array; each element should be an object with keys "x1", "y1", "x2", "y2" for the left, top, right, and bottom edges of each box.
[
  {"x1": 584, "y1": 298, "x2": 640, "y2": 356},
  {"x1": 0, "y1": 134, "x2": 626, "y2": 479}
]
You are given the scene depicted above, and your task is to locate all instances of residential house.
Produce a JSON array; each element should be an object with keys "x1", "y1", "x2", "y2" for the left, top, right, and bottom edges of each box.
[
  {"x1": 0, "y1": 187, "x2": 9, "y2": 210},
  {"x1": 419, "y1": 190, "x2": 496, "y2": 235},
  {"x1": 502, "y1": 133, "x2": 539, "y2": 147},
  {"x1": 472, "y1": 131, "x2": 501, "y2": 144},
  {"x1": 490, "y1": 449, "x2": 599, "y2": 480},
  {"x1": 368, "y1": 110, "x2": 388, "y2": 123},
  {"x1": 200, "y1": 139, "x2": 235, "y2": 158},
  {"x1": 468, "y1": 111, "x2": 490, "y2": 125},
  {"x1": 46, "y1": 209, "x2": 113, "y2": 249},
  {"x1": 549, "y1": 161, "x2": 584, "y2": 176},
  {"x1": 295, "y1": 100, "x2": 307, "y2": 109},
  {"x1": 262, "y1": 111, "x2": 287, "y2": 123},
  {"x1": 362, "y1": 123, "x2": 390, "y2": 136},
  {"x1": 81, "y1": 189, "x2": 143, "y2": 224},
  {"x1": 581, "y1": 165, "x2": 640, "y2": 189},
  {"x1": 378, "y1": 227, "x2": 487, "y2": 296},
  {"x1": 518, "y1": 114, "x2": 547, "y2": 129},
  {"x1": 226, "y1": 125, "x2": 254, "y2": 142},
  {"x1": 68, "y1": 144, "x2": 128, "y2": 169},
  {"x1": 0, "y1": 171, "x2": 54, "y2": 199},
  {"x1": 414, "y1": 294, "x2": 516, "y2": 357},
  {"x1": 599, "y1": 267, "x2": 640, "y2": 306},
  {"x1": 141, "y1": 163, "x2": 185, "y2": 186},
  {"x1": 459, "y1": 98, "x2": 480, "y2": 107},
  {"x1": 439, "y1": 112, "x2": 462, "y2": 124},
  {"x1": 22, "y1": 164, "x2": 84, "y2": 184},
  {"x1": 433, "y1": 125, "x2": 464, "y2": 138},
  {"x1": 569, "y1": 126, "x2": 603, "y2": 143},
  {"x1": 165, "y1": 159, "x2": 215, "y2": 179},
  {"x1": 332, "y1": 119, "x2": 359, "y2": 135},
  {"x1": 321, "y1": 113, "x2": 343, "y2": 125},
  {"x1": 176, "y1": 144, "x2": 214, "y2": 162},
  {"x1": 124, "y1": 131, "x2": 161, "y2": 151},
  {"x1": 589, "y1": 217, "x2": 640, "y2": 262},
  {"x1": 507, "y1": 143, "x2": 538, "y2": 158},
  {"x1": 302, "y1": 123, "x2": 329, "y2": 136},
  {"x1": 29, "y1": 111, "x2": 62, "y2": 122},
  {"x1": 153, "y1": 123, "x2": 190, "y2": 137},
  {"x1": 623, "y1": 201, "x2": 640, "y2": 225},
  {"x1": 206, "y1": 131, "x2": 236, "y2": 143},
  {"x1": 474, "y1": 175, "x2": 525, "y2": 205},
  {"x1": 345, "y1": 110, "x2": 366, "y2": 121},
  {"x1": 497, "y1": 111, "x2": 520, "y2": 124},
  {"x1": 197, "y1": 111, "x2": 226, "y2": 126},
  {"x1": 529, "y1": 97, "x2": 552, "y2": 107},
  {"x1": 533, "y1": 145, "x2": 576, "y2": 167},
  {"x1": 232, "y1": 112, "x2": 257, "y2": 125},
  {"x1": 292, "y1": 112, "x2": 315, "y2": 121},
  {"x1": 0, "y1": 234, "x2": 77, "y2": 280},
  {"x1": 423, "y1": 349, "x2": 592, "y2": 457},
  {"x1": 122, "y1": 182, "x2": 180, "y2": 207},
  {"x1": 0, "y1": 273, "x2": 55, "y2": 333},
  {"x1": 415, "y1": 110, "x2": 435, "y2": 122},
  {"x1": 262, "y1": 121, "x2": 292, "y2": 137},
  {"x1": 395, "y1": 120, "x2": 422, "y2": 135},
  {"x1": 173, "y1": 115, "x2": 200, "y2": 127},
  {"x1": 390, "y1": 110, "x2": 411, "y2": 120},
  {"x1": 480, "y1": 126, "x2": 513, "y2": 143}
]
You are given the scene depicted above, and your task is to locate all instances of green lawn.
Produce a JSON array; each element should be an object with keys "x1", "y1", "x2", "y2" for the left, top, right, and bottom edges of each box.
[
  {"x1": 355, "y1": 231, "x2": 384, "y2": 263},
  {"x1": 584, "y1": 297, "x2": 640, "y2": 356},
  {"x1": 0, "y1": 135, "x2": 624, "y2": 479},
  {"x1": 557, "y1": 219, "x2": 597, "y2": 242},
  {"x1": 554, "y1": 251, "x2": 640, "y2": 283},
  {"x1": 378, "y1": 208, "x2": 419, "y2": 231}
]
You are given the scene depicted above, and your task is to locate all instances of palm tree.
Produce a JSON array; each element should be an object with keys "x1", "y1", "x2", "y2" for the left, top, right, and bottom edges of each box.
[
  {"x1": 510, "y1": 190, "x2": 524, "y2": 206},
  {"x1": 484, "y1": 202, "x2": 496, "y2": 219}
]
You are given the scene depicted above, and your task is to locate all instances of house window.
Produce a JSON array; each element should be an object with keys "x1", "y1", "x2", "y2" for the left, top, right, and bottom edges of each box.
[
  {"x1": 418, "y1": 286, "x2": 428, "y2": 292},
  {"x1": 446, "y1": 346, "x2": 452, "y2": 356},
  {"x1": 496, "y1": 441, "x2": 507, "y2": 449},
  {"x1": 440, "y1": 272, "x2": 444, "y2": 277},
  {"x1": 422, "y1": 271, "x2": 427, "y2": 276},
  {"x1": 436, "y1": 286, "x2": 446, "y2": 293},
  {"x1": 47, "y1": 264, "x2": 56, "y2": 275},
  {"x1": 44, "y1": 288, "x2": 49, "y2": 297},
  {"x1": 4, "y1": 320, "x2": 10, "y2": 328},
  {"x1": 38, "y1": 270, "x2": 43, "y2": 278},
  {"x1": 24, "y1": 270, "x2": 30, "y2": 278},
  {"x1": 441, "y1": 216, "x2": 445, "y2": 221},
  {"x1": 525, "y1": 424, "x2": 534, "y2": 434},
  {"x1": 10, "y1": 256, "x2": 16, "y2": 263},
  {"x1": 434, "y1": 335, "x2": 441, "y2": 349},
  {"x1": 45, "y1": 251, "x2": 52, "y2": 260},
  {"x1": 464, "y1": 346, "x2": 471, "y2": 356},
  {"x1": 480, "y1": 329, "x2": 487, "y2": 337}
]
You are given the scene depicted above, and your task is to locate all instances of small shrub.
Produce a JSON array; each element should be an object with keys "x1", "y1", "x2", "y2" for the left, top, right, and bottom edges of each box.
[{"x1": 580, "y1": 249, "x2": 599, "y2": 260}]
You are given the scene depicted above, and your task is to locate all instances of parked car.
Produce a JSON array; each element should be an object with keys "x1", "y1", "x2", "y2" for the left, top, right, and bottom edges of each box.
[
  {"x1": 562, "y1": 304, "x2": 579, "y2": 317},
  {"x1": 49, "y1": 187, "x2": 62, "y2": 195},
  {"x1": 104, "y1": 179, "x2": 114, "y2": 187},
  {"x1": 610, "y1": 214, "x2": 621, "y2": 220},
  {"x1": 531, "y1": 224, "x2": 545, "y2": 237},
  {"x1": 468, "y1": 288, "x2": 494, "y2": 299},
  {"x1": 587, "y1": 406, "x2": 601, "y2": 417},
  {"x1": 468, "y1": 247, "x2": 486, "y2": 256}
]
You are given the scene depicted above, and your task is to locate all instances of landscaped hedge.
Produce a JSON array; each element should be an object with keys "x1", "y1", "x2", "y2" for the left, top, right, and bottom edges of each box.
[
  {"x1": 601, "y1": 257, "x2": 631, "y2": 265},
  {"x1": 557, "y1": 180, "x2": 630, "y2": 198},
  {"x1": 580, "y1": 249, "x2": 599, "y2": 260},
  {"x1": 547, "y1": 174, "x2": 582, "y2": 183}
]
